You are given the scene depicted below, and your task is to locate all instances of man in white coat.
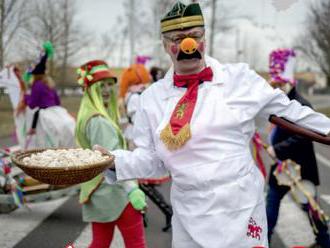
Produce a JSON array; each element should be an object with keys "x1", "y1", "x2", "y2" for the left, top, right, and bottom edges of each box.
[{"x1": 102, "y1": 2, "x2": 330, "y2": 247}]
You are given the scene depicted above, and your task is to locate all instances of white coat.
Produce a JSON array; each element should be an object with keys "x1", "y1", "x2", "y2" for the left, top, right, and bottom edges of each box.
[{"x1": 105, "y1": 56, "x2": 330, "y2": 248}]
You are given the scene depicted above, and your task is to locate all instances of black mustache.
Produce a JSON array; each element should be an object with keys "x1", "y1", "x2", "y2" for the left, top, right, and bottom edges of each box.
[{"x1": 177, "y1": 50, "x2": 202, "y2": 61}]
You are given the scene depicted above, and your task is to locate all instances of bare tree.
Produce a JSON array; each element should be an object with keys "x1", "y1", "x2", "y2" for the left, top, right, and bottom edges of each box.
[
  {"x1": 128, "y1": 0, "x2": 136, "y2": 64},
  {"x1": 201, "y1": 0, "x2": 249, "y2": 58},
  {"x1": 0, "y1": 0, "x2": 27, "y2": 68},
  {"x1": 209, "y1": 0, "x2": 217, "y2": 56},
  {"x1": 110, "y1": 0, "x2": 171, "y2": 67},
  {"x1": 99, "y1": 33, "x2": 116, "y2": 61},
  {"x1": 295, "y1": 0, "x2": 330, "y2": 85},
  {"x1": 22, "y1": 0, "x2": 89, "y2": 84}
]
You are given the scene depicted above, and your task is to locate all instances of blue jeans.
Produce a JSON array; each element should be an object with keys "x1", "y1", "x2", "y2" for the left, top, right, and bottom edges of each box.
[{"x1": 266, "y1": 183, "x2": 330, "y2": 247}]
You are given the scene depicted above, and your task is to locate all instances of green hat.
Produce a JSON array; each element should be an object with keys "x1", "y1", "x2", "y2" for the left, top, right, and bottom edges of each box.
[
  {"x1": 161, "y1": 2, "x2": 204, "y2": 33},
  {"x1": 31, "y1": 41, "x2": 54, "y2": 75}
]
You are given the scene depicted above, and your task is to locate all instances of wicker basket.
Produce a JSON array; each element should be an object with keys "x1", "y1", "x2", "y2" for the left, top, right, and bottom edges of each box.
[{"x1": 11, "y1": 148, "x2": 114, "y2": 185}]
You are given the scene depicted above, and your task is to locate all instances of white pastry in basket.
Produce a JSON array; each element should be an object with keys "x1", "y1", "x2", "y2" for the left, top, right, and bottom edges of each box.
[{"x1": 22, "y1": 148, "x2": 109, "y2": 168}]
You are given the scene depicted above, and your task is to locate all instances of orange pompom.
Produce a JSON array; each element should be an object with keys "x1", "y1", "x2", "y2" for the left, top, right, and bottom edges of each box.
[{"x1": 180, "y1": 37, "x2": 197, "y2": 54}]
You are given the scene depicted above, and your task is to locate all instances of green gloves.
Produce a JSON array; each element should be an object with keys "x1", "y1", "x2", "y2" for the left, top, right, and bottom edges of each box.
[{"x1": 128, "y1": 188, "x2": 147, "y2": 211}]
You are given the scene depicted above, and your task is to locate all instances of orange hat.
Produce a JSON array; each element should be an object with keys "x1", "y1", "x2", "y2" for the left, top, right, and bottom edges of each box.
[
  {"x1": 77, "y1": 60, "x2": 117, "y2": 88},
  {"x1": 119, "y1": 64, "x2": 151, "y2": 98}
]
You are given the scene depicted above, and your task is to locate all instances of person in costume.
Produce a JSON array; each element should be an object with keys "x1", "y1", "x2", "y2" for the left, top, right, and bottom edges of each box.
[
  {"x1": 119, "y1": 63, "x2": 151, "y2": 142},
  {"x1": 23, "y1": 42, "x2": 60, "y2": 113},
  {"x1": 20, "y1": 42, "x2": 59, "y2": 135},
  {"x1": 75, "y1": 60, "x2": 147, "y2": 248},
  {"x1": 266, "y1": 49, "x2": 330, "y2": 248},
  {"x1": 119, "y1": 63, "x2": 151, "y2": 100},
  {"x1": 119, "y1": 62, "x2": 173, "y2": 232},
  {"x1": 18, "y1": 42, "x2": 75, "y2": 148},
  {"x1": 100, "y1": 2, "x2": 330, "y2": 247}
]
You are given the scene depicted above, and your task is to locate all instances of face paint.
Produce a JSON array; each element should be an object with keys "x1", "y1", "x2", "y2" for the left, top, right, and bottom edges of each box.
[
  {"x1": 171, "y1": 44, "x2": 178, "y2": 55},
  {"x1": 198, "y1": 41, "x2": 205, "y2": 53},
  {"x1": 177, "y1": 50, "x2": 202, "y2": 61}
]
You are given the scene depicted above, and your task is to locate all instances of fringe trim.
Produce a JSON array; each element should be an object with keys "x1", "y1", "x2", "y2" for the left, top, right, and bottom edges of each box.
[{"x1": 160, "y1": 123, "x2": 191, "y2": 150}]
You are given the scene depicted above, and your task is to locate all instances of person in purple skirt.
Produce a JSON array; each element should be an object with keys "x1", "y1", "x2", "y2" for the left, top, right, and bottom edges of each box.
[
  {"x1": 19, "y1": 42, "x2": 75, "y2": 148},
  {"x1": 23, "y1": 42, "x2": 60, "y2": 135}
]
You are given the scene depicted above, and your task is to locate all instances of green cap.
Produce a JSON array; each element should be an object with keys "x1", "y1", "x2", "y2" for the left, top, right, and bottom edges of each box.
[{"x1": 161, "y1": 2, "x2": 204, "y2": 33}]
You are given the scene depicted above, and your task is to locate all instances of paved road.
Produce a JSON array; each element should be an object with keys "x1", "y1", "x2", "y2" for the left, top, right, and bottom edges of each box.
[
  {"x1": 256, "y1": 111, "x2": 330, "y2": 247},
  {"x1": 1, "y1": 143, "x2": 329, "y2": 248},
  {"x1": 269, "y1": 143, "x2": 330, "y2": 248},
  {"x1": 0, "y1": 184, "x2": 172, "y2": 248}
]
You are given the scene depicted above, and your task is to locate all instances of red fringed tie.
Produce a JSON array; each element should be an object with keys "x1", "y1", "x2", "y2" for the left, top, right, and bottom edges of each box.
[{"x1": 160, "y1": 67, "x2": 213, "y2": 150}]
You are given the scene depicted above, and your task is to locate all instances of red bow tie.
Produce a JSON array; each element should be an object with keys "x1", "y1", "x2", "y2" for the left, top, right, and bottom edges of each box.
[{"x1": 173, "y1": 66, "x2": 213, "y2": 88}]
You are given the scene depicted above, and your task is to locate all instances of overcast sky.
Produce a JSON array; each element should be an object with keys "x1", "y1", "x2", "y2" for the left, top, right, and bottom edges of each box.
[
  {"x1": 78, "y1": 0, "x2": 124, "y2": 33},
  {"x1": 78, "y1": 0, "x2": 310, "y2": 33},
  {"x1": 76, "y1": 0, "x2": 315, "y2": 70}
]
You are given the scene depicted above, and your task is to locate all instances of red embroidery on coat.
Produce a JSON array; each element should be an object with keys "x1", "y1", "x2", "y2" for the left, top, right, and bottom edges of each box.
[{"x1": 247, "y1": 217, "x2": 262, "y2": 240}]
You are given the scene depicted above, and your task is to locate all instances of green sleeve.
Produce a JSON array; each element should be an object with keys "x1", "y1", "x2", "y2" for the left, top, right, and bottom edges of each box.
[
  {"x1": 86, "y1": 116, "x2": 138, "y2": 193},
  {"x1": 86, "y1": 116, "x2": 120, "y2": 151}
]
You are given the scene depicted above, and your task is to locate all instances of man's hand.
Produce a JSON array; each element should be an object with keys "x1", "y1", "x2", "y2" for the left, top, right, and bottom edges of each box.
[{"x1": 93, "y1": 144, "x2": 115, "y2": 169}]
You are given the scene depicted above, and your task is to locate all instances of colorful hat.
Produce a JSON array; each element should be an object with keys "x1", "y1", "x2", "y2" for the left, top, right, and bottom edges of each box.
[
  {"x1": 77, "y1": 60, "x2": 117, "y2": 88},
  {"x1": 269, "y1": 48, "x2": 297, "y2": 85},
  {"x1": 31, "y1": 41, "x2": 54, "y2": 75},
  {"x1": 119, "y1": 64, "x2": 151, "y2": 98},
  {"x1": 161, "y1": 2, "x2": 204, "y2": 33}
]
